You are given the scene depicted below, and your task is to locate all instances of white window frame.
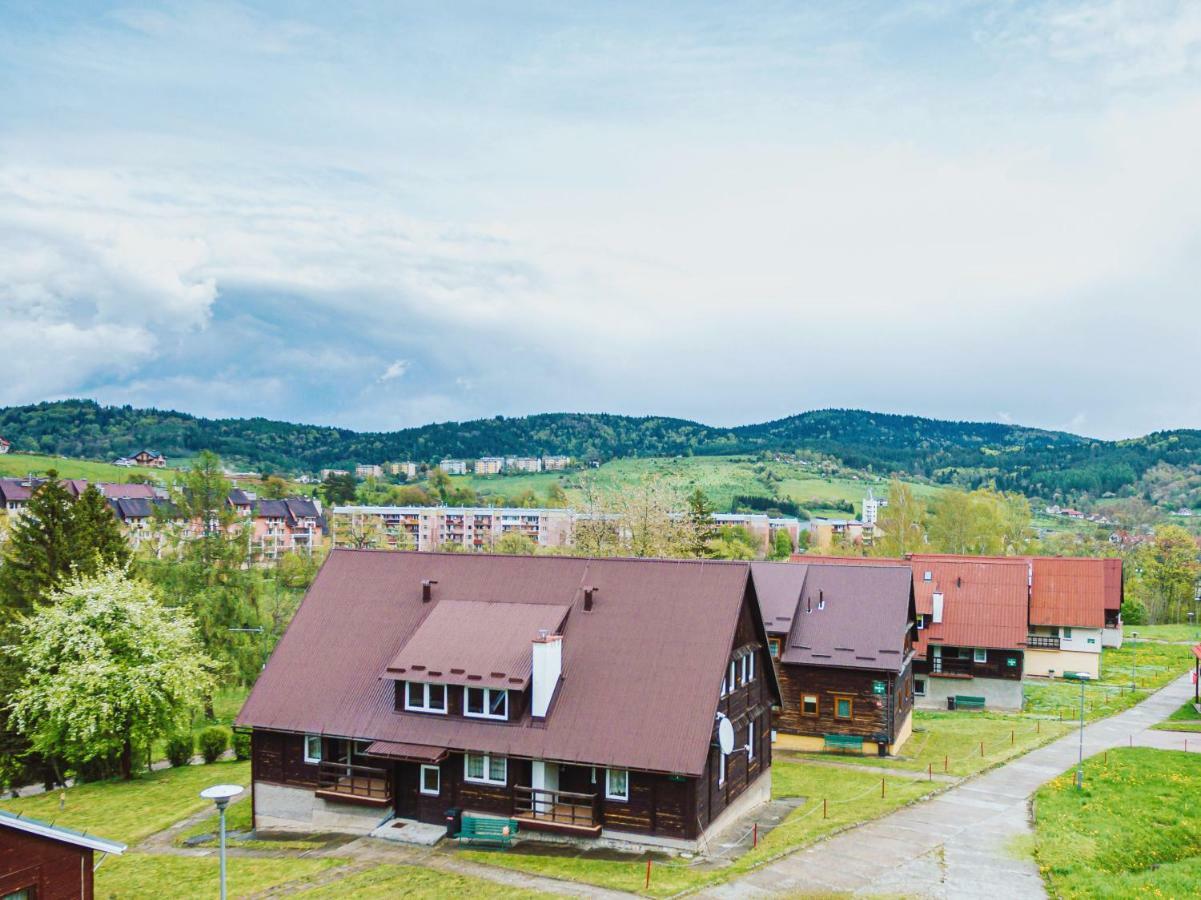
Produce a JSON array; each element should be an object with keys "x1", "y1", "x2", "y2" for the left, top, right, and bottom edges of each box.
[
  {"x1": 718, "y1": 748, "x2": 726, "y2": 786},
  {"x1": 419, "y1": 764, "x2": 441, "y2": 796},
  {"x1": 747, "y1": 720, "x2": 756, "y2": 761},
  {"x1": 742, "y1": 653, "x2": 755, "y2": 684},
  {"x1": 464, "y1": 752, "x2": 508, "y2": 785},
  {"x1": 463, "y1": 686, "x2": 508, "y2": 721},
  {"x1": 304, "y1": 734, "x2": 322, "y2": 764},
  {"x1": 729, "y1": 660, "x2": 737, "y2": 690},
  {"x1": 605, "y1": 768, "x2": 630, "y2": 802},
  {"x1": 914, "y1": 678, "x2": 926, "y2": 697},
  {"x1": 973, "y1": 648, "x2": 988, "y2": 663},
  {"x1": 404, "y1": 681, "x2": 448, "y2": 714},
  {"x1": 916, "y1": 614, "x2": 925, "y2": 630}
]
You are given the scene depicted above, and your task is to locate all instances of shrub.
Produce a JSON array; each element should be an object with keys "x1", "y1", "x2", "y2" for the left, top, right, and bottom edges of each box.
[
  {"x1": 1121, "y1": 599, "x2": 1149, "y2": 626},
  {"x1": 166, "y1": 733, "x2": 194, "y2": 767},
  {"x1": 231, "y1": 731, "x2": 251, "y2": 761},
  {"x1": 198, "y1": 727, "x2": 229, "y2": 764}
]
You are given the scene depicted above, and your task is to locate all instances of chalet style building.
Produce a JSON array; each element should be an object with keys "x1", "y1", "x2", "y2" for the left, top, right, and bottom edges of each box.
[
  {"x1": 0, "y1": 436, "x2": 9, "y2": 454},
  {"x1": 753, "y1": 561, "x2": 917, "y2": 755},
  {"x1": 0, "y1": 808, "x2": 125, "y2": 900},
  {"x1": 237, "y1": 551, "x2": 780, "y2": 850}
]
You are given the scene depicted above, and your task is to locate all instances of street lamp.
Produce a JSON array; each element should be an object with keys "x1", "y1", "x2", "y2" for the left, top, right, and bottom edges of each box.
[
  {"x1": 1065, "y1": 672, "x2": 1090, "y2": 790},
  {"x1": 200, "y1": 783, "x2": 243, "y2": 900},
  {"x1": 1130, "y1": 631, "x2": 1139, "y2": 690}
]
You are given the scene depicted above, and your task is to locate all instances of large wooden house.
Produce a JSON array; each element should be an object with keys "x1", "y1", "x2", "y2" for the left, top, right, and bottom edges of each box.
[
  {"x1": 1, "y1": 808, "x2": 125, "y2": 899},
  {"x1": 237, "y1": 551, "x2": 780, "y2": 850},
  {"x1": 752, "y1": 560, "x2": 917, "y2": 756}
]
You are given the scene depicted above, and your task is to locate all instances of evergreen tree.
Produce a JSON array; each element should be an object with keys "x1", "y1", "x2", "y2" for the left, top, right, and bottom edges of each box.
[
  {"x1": 71, "y1": 485, "x2": 131, "y2": 573},
  {"x1": 686, "y1": 488, "x2": 718, "y2": 558},
  {"x1": 0, "y1": 472, "x2": 79, "y2": 620}
]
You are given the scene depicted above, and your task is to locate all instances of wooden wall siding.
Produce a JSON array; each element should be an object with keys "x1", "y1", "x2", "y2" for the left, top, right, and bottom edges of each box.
[
  {"x1": 775, "y1": 663, "x2": 897, "y2": 742},
  {"x1": 0, "y1": 827, "x2": 93, "y2": 900},
  {"x1": 915, "y1": 646, "x2": 1023, "y2": 681}
]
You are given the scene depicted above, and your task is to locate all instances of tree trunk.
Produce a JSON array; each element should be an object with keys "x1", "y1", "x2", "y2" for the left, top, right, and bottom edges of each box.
[
  {"x1": 204, "y1": 693, "x2": 215, "y2": 720},
  {"x1": 120, "y1": 736, "x2": 133, "y2": 781}
]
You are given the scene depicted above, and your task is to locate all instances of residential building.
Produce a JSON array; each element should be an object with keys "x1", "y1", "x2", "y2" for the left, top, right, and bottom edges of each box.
[
  {"x1": 388, "y1": 461, "x2": 419, "y2": 479},
  {"x1": 474, "y1": 457, "x2": 505, "y2": 476},
  {"x1": 505, "y1": 456, "x2": 543, "y2": 473},
  {"x1": 752, "y1": 561, "x2": 916, "y2": 756},
  {"x1": 356, "y1": 464, "x2": 384, "y2": 479},
  {"x1": 0, "y1": 478, "x2": 36, "y2": 515},
  {"x1": 107, "y1": 497, "x2": 166, "y2": 551},
  {"x1": 237, "y1": 551, "x2": 779, "y2": 849},
  {"x1": 251, "y1": 498, "x2": 326, "y2": 558},
  {"x1": 227, "y1": 487, "x2": 256, "y2": 518},
  {"x1": 0, "y1": 807, "x2": 125, "y2": 899},
  {"x1": 439, "y1": 459, "x2": 468, "y2": 476},
  {"x1": 0, "y1": 436, "x2": 9, "y2": 454},
  {"x1": 319, "y1": 468, "x2": 350, "y2": 481},
  {"x1": 129, "y1": 449, "x2": 167, "y2": 468},
  {"x1": 861, "y1": 489, "x2": 887, "y2": 527},
  {"x1": 331, "y1": 505, "x2": 575, "y2": 553},
  {"x1": 802, "y1": 518, "x2": 871, "y2": 553},
  {"x1": 542, "y1": 455, "x2": 571, "y2": 471},
  {"x1": 712, "y1": 514, "x2": 802, "y2": 554}
]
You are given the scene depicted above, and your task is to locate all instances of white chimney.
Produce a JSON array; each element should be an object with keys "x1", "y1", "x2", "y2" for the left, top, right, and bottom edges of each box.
[
  {"x1": 531, "y1": 631, "x2": 562, "y2": 718},
  {"x1": 932, "y1": 592, "x2": 944, "y2": 624}
]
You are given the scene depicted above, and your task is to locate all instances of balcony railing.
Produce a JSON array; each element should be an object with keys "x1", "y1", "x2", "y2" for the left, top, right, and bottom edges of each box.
[
  {"x1": 1026, "y1": 634, "x2": 1061, "y2": 650},
  {"x1": 931, "y1": 656, "x2": 974, "y2": 676},
  {"x1": 512, "y1": 785, "x2": 600, "y2": 834},
  {"x1": 316, "y1": 761, "x2": 391, "y2": 806}
]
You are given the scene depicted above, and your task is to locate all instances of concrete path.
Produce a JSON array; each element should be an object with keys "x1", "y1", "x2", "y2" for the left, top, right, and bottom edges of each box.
[{"x1": 703, "y1": 672, "x2": 1197, "y2": 899}]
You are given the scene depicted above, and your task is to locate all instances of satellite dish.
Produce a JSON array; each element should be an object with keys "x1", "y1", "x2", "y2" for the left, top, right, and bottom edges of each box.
[{"x1": 717, "y1": 716, "x2": 735, "y2": 755}]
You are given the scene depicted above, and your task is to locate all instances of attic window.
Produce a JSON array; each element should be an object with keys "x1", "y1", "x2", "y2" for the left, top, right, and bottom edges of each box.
[
  {"x1": 405, "y1": 682, "x2": 447, "y2": 714},
  {"x1": 465, "y1": 686, "x2": 508, "y2": 720},
  {"x1": 923, "y1": 571, "x2": 932, "y2": 582}
]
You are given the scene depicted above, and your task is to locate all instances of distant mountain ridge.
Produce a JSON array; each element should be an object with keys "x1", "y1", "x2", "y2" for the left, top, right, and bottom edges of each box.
[{"x1": 1, "y1": 399, "x2": 1198, "y2": 501}]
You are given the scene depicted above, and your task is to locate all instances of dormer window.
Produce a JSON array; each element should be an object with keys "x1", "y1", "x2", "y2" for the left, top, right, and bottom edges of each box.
[
  {"x1": 404, "y1": 682, "x2": 447, "y2": 714},
  {"x1": 465, "y1": 686, "x2": 508, "y2": 720},
  {"x1": 923, "y1": 571, "x2": 932, "y2": 582}
]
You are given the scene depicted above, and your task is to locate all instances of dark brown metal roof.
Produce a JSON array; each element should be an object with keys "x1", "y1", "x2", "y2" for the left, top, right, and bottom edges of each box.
[
  {"x1": 237, "y1": 550, "x2": 761, "y2": 776},
  {"x1": 364, "y1": 741, "x2": 448, "y2": 763},
  {"x1": 386, "y1": 600, "x2": 571, "y2": 689},
  {"x1": 757, "y1": 561, "x2": 914, "y2": 672}
]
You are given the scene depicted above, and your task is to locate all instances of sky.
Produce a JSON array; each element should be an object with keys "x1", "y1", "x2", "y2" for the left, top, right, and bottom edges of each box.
[{"x1": 2, "y1": 1, "x2": 1200, "y2": 440}]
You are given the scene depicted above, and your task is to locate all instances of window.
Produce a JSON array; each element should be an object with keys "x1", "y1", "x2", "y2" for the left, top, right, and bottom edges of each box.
[
  {"x1": 718, "y1": 748, "x2": 726, "y2": 786},
  {"x1": 720, "y1": 673, "x2": 727, "y2": 698},
  {"x1": 768, "y1": 638, "x2": 781, "y2": 658},
  {"x1": 958, "y1": 647, "x2": 973, "y2": 659},
  {"x1": 747, "y1": 720, "x2": 756, "y2": 760},
  {"x1": 914, "y1": 678, "x2": 926, "y2": 697},
  {"x1": 605, "y1": 768, "x2": 629, "y2": 801},
  {"x1": 802, "y1": 695, "x2": 818, "y2": 716},
  {"x1": 916, "y1": 614, "x2": 925, "y2": 630},
  {"x1": 420, "y1": 764, "x2": 441, "y2": 796},
  {"x1": 973, "y1": 648, "x2": 988, "y2": 663},
  {"x1": 464, "y1": 686, "x2": 508, "y2": 720},
  {"x1": 729, "y1": 660, "x2": 737, "y2": 690},
  {"x1": 923, "y1": 570, "x2": 932, "y2": 581},
  {"x1": 834, "y1": 696, "x2": 853, "y2": 720},
  {"x1": 742, "y1": 653, "x2": 755, "y2": 684},
  {"x1": 405, "y1": 682, "x2": 447, "y2": 714},
  {"x1": 1062, "y1": 627, "x2": 1073, "y2": 639},
  {"x1": 304, "y1": 734, "x2": 322, "y2": 764},
  {"x1": 464, "y1": 752, "x2": 507, "y2": 785}
]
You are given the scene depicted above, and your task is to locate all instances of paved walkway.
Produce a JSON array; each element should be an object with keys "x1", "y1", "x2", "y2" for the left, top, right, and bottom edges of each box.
[{"x1": 703, "y1": 672, "x2": 1197, "y2": 899}]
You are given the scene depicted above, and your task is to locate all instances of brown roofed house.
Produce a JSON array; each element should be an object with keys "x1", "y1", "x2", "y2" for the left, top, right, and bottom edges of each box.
[
  {"x1": 753, "y1": 561, "x2": 917, "y2": 756},
  {"x1": 236, "y1": 550, "x2": 781, "y2": 850},
  {"x1": 0, "y1": 808, "x2": 125, "y2": 900}
]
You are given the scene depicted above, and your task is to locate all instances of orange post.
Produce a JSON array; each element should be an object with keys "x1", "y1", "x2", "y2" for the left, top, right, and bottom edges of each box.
[
  {"x1": 823, "y1": 798, "x2": 827, "y2": 819},
  {"x1": 979, "y1": 741, "x2": 984, "y2": 758},
  {"x1": 1011, "y1": 730, "x2": 1015, "y2": 746},
  {"x1": 927, "y1": 762, "x2": 932, "y2": 781},
  {"x1": 944, "y1": 754, "x2": 948, "y2": 773},
  {"x1": 645, "y1": 859, "x2": 651, "y2": 889},
  {"x1": 881, "y1": 777, "x2": 885, "y2": 798},
  {"x1": 753, "y1": 823, "x2": 758, "y2": 848}
]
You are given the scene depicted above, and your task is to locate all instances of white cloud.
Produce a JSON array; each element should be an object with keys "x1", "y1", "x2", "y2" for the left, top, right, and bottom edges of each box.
[{"x1": 379, "y1": 359, "x2": 410, "y2": 382}]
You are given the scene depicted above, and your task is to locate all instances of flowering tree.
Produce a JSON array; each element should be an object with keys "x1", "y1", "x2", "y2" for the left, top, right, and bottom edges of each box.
[{"x1": 8, "y1": 569, "x2": 216, "y2": 780}]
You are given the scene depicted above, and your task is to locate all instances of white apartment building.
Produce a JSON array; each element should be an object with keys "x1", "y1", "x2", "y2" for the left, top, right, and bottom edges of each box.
[
  {"x1": 474, "y1": 457, "x2": 505, "y2": 476},
  {"x1": 388, "y1": 461, "x2": 419, "y2": 479},
  {"x1": 331, "y1": 505, "x2": 575, "y2": 552},
  {"x1": 505, "y1": 456, "x2": 543, "y2": 473},
  {"x1": 439, "y1": 459, "x2": 468, "y2": 476},
  {"x1": 542, "y1": 455, "x2": 571, "y2": 471},
  {"x1": 355, "y1": 464, "x2": 384, "y2": 479}
]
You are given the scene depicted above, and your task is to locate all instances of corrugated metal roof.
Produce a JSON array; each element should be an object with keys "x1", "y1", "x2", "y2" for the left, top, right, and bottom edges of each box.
[
  {"x1": 0, "y1": 808, "x2": 126, "y2": 856},
  {"x1": 238, "y1": 550, "x2": 767, "y2": 776},
  {"x1": 386, "y1": 600, "x2": 570, "y2": 689},
  {"x1": 749, "y1": 562, "x2": 808, "y2": 633},
  {"x1": 1029, "y1": 558, "x2": 1108, "y2": 627},
  {"x1": 363, "y1": 741, "x2": 448, "y2": 762},
  {"x1": 908, "y1": 558, "x2": 1029, "y2": 655}
]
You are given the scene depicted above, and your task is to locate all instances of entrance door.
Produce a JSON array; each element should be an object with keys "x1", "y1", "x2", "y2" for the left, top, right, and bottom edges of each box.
[{"x1": 393, "y1": 763, "x2": 419, "y2": 819}]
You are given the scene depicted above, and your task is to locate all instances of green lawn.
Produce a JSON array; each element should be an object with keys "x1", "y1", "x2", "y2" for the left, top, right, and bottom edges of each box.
[
  {"x1": 95, "y1": 854, "x2": 343, "y2": 899},
  {"x1": 459, "y1": 760, "x2": 937, "y2": 897},
  {"x1": 0, "y1": 452, "x2": 168, "y2": 482},
  {"x1": 790, "y1": 710, "x2": 1073, "y2": 777},
  {"x1": 293, "y1": 864, "x2": 552, "y2": 898},
  {"x1": 0, "y1": 759, "x2": 250, "y2": 845},
  {"x1": 1130, "y1": 624, "x2": 1201, "y2": 643},
  {"x1": 1033, "y1": 748, "x2": 1201, "y2": 898},
  {"x1": 1024, "y1": 640, "x2": 1194, "y2": 723},
  {"x1": 1152, "y1": 699, "x2": 1201, "y2": 733}
]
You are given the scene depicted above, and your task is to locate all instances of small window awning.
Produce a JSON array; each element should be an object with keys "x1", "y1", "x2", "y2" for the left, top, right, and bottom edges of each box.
[{"x1": 363, "y1": 741, "x2": 448, "y2": 763}]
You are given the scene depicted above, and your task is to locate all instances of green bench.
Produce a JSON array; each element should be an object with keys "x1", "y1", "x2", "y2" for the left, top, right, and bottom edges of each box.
[
  {"x1": 954, "y1": 695, "x2": 986, "y2": 710},
  {"x1": 823, "y1": 733, "x2": 864, "y2": 753},
  {"x1": 456, "y1": 816, "x2": 519, "y2": 848}
]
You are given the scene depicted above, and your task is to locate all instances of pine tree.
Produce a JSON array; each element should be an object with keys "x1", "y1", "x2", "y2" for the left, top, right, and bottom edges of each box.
[
  {"x1": 686, "y1": 488, "x2": 718, "y2": 558},
  {"x1": 0, "y1": 472, "x2": 79, "y2": 621},
  {"x1": 71, "y1": 485, "x2": 131, "y2": 573}
]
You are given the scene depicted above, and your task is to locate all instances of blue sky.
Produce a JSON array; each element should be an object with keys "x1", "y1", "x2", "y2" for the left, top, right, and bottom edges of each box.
[{"x1": 2, "y1": 1, "x2": 1200, "y2": 438}]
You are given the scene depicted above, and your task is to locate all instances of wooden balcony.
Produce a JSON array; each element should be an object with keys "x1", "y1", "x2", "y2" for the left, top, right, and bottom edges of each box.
[
  {"x1": 315, "y1": 761, "x2": 391, "y2": 807},
  {"x1": 930, "y1": 656, "x2": 974, "y2": 678},
  {"x1": 512, "y1": 785, "x2": 601, "y2": 836},
  {"x1": 1026, "y1": 634, "x2": 1061, "y2": 650}
]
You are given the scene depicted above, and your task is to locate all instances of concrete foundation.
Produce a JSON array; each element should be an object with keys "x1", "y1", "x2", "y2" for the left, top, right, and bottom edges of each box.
[
  {"x1": 252, "y1": 781, "x2": 392, "y2": 834},
  {"x1": 915, "y1": 675, "x2": 1023, "y2": 711}
]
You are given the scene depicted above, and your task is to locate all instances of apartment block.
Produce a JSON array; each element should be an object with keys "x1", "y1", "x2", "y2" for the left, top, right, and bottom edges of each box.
[
  {"x1": 505, "y1": 456, "x2": 543, "y2": 473},
  {"x1": 388, "y1": 461, "x2": 419, "y2": 479},
  {"x1": 541, "y1": 455, "x2": 571, "y2": 471},
  {"x1": 438, "y1": 459, "x2": 468, "y2": 476},
  {"x1": 474, "y1": 457, "x2": 505, "y2": 476},
  {"x1": 330, "y1": 505, "x2": 576, "y2": 552},
  {"x1": 355, "y1": 464, "x2": 384, "y2": 479}
]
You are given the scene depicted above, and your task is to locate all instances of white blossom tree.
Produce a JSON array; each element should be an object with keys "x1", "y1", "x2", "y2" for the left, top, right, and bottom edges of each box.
[{"x1": 8, "y1": 569, "x2": 217, "y2": 780}]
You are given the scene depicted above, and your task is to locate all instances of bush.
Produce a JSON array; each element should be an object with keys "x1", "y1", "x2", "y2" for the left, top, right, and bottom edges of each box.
[
  {"x1": 1121, "y1": 598, "x2": 1149, "y2": 626},
  {"x1": 198, "y1": 727, "x2": 229, "y2": 764},
  {"x1": 231, "y1": 731, "x2": 251, "y2": 761},
  {"x1": 166, "y1": 733, "x2": 194, "y2": 767}
]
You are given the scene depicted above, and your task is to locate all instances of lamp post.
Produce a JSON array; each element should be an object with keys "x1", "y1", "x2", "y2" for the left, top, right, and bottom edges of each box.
[
  {"x1": 1066, "y1": 672, "x2": 1090, "y2": 790},
  {"x1": 200, "y1": 784, "x2": 243, "y2": 900},
  {"x1": 1130, "y1": 631, "x2": 1139, "y2": 690}
]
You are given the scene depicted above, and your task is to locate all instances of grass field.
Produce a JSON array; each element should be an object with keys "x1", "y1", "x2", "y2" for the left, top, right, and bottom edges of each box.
[
  {"x1": 293, "y1": 864, "x2": 551, "y2": 898},
  {"x1": 458, "y1": 759, "x2": 937, "y2": 897},
  {"x1": 95, "y1": 854, "x2": 343, "y2": 899},
  {"x1": 455, "y1": 454, "x2": 941, "y2": 516},
  {"x1": 1033, "y1": 748, "x2": 1201, "y2": 897},
  {"x1": 0, "y1": 452, "x2": 167, "y2": 483},
  {"x1": 1152, "y1": 699, "x2": 1201, "y2": 733},
  {"x1": 1131, "y1": 623, "x2": 1201, "y2": 643}
]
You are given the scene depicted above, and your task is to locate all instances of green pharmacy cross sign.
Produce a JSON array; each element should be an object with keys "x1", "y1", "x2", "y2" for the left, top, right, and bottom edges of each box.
[{"x1": 872, "y1": 680, "x2": 886, "y2": 695}]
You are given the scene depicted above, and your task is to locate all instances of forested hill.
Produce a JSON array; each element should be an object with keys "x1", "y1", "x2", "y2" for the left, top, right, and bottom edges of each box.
[{"x1": 2, "y1": 399, "x2": 1200, "y2": 500}]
